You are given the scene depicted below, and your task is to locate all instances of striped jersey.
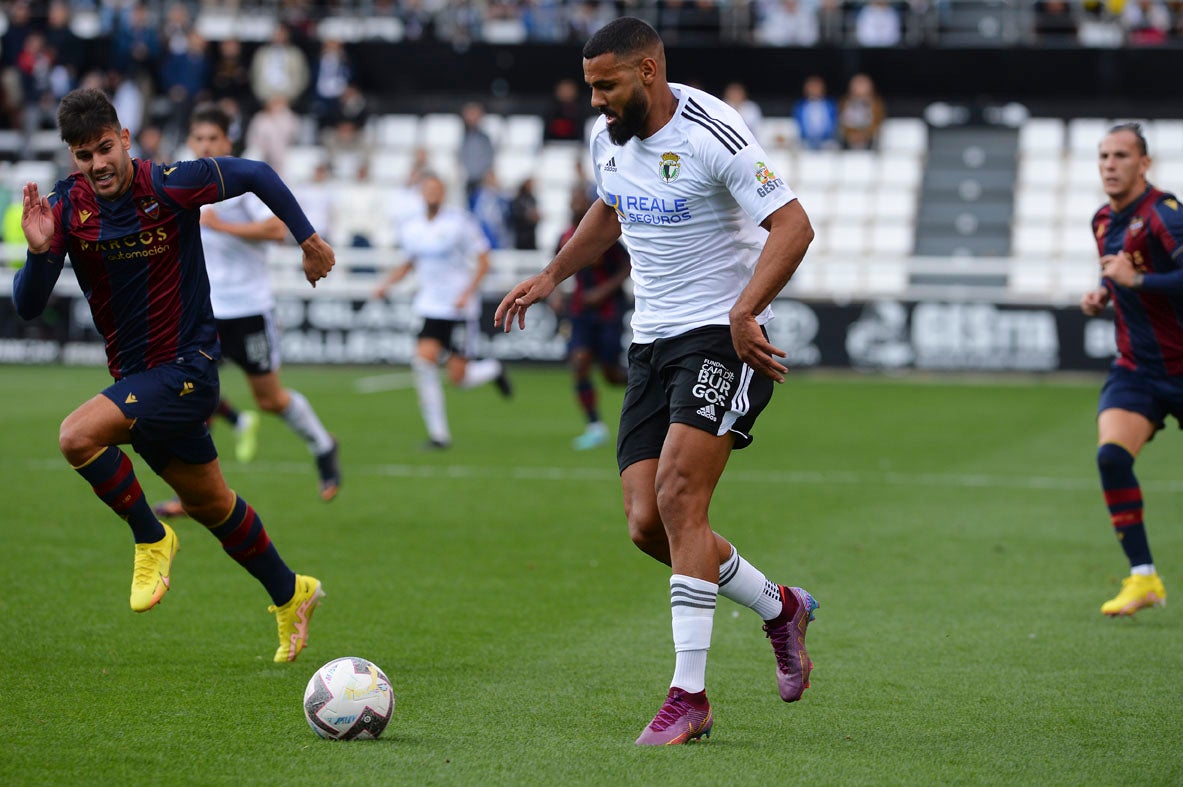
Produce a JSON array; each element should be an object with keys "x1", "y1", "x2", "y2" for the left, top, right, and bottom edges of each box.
[
  {"x1": 1093, "y1": 185, "x2": 1183, "y2": 376},
  {"x1": 41, "y1": 158, "x2": 233, "y2": 379},
  {"x1": 556, "y1": 225, "x2": 629, "y2": 321},
  {"x1": 590, "y1": 82, "x2": 797, "y2": 343}
]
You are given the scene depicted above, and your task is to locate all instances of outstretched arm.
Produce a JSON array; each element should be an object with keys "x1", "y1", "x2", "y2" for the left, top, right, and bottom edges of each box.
[
  {"x1": 495, "y1": 199, "x2": 621, "y2": 332},
  {"x1": 729, "y1": 199, "x2": 813, "y2": 383},
  {"x1": 13, "y1": 182, "x2": 65, "y2": 320}
]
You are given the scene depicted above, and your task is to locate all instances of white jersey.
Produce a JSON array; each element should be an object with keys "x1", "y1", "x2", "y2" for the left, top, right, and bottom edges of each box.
[
  {"x1": 591, "y1": 82, "x2": 797, "y2": 343},
  {"x1": 201, "y1": 193, "x2": 276, "y2": 319},
  {"x1": 398, "y1": 206, "x2": 490, "y2": 320}
]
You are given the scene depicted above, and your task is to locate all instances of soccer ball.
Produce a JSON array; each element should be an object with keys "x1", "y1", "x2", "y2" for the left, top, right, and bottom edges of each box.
[{"x1": 303, "y1": 657, "x2": 395, "y2": 740}]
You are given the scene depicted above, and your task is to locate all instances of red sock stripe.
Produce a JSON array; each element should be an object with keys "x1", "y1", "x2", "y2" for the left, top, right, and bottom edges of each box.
[
  {"x1": 92, "y1": 453, "x2": 134, "y2": 498},
  {"x1": 1103, "y1": 487, "x2": 1143, "y2": 506},
  {"x1": 1111, "y1": 511, "x2": 1144, "y2": 527},
  {"x1": 234, "y1": 530, "x2": 272, "y2": 562},
  {"x1": 110, "y1": 478, "x2": 145, "y2": 515},
  {"x1": 220, "y1": 505, "x2": 258, "y2": 552}
]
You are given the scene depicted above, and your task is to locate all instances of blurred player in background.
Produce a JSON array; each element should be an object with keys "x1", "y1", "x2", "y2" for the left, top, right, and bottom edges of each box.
[
  {"x1": 553, "y1": 185, "x2": 630, "y2": 450},
  {"x1": 1081, "y1": 121, "x2": 1183, "y2": 617},
  {"x1": 497, "y1": 18, "x2": 817, "y2": 745},
  {"x1": 188, "y1": 103, "x2": 339, "y2": 499},
  {"x1": 14, "y1": 87, "x2": 329, "y2": 662},
  {"x1": 373, "y1": 172, "x2": 512, "y2": 449}
]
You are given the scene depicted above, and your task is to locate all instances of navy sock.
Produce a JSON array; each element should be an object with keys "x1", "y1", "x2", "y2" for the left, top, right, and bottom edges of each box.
[
  {"x1": 1097, "y1": 442, "x2": 1153, "y2": 567},
  {"x1": 576, "y1": 378, "x2": 598, "y2": 423},
  {"x1": 73, "y1": 446, "x2": 165, "y2": 544},
  {"x1": 207, "y1": 494, "x2": 296, "y2": 605},
  {"x1": 216, "y1": 399, "x2": 240, "y2": 427}
]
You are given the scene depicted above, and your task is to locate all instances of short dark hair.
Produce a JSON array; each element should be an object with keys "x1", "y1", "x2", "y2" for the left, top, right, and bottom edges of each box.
[
  {"x1": 57, "y1": 88, "x2": 120, "y2": 146},
  {"x1": 189, "y1": 102, "x2": 232, "y2": 136},
  {"x1": 1109, "y1": 121, "x2": 1149, "y2": 156},
  {"x1": 582, "y1": 16, "x2": 662, "y2": 60}
]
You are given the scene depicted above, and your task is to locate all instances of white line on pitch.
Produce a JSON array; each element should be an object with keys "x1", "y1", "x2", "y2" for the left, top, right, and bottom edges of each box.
[{"x1": 353, "y1": 373, "x2": 415, "y2": 393}]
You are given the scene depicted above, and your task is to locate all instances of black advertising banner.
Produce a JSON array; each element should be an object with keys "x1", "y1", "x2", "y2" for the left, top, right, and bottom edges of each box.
[{"x1": 0, "y1": 293, "x2": 1118, "y2": 373}]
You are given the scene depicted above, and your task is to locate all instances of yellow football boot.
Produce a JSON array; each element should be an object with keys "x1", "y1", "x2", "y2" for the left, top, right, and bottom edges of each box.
[
  {"x1": 269, "y1": 574, "x2": 325, "y2": 662},
  {"x1": 1101, "y1": 573, "x2": 1166, "y2": 617},
  {"x1": 130, "y1": 522, "x2": 178, "y2": 612}
]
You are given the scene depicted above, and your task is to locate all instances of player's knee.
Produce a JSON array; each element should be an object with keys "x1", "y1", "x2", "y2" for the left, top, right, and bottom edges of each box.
[
  {"x1": 255, "y1": 391, "x2": 285, "y2": 413},
  {"x1": 654, "y1": 469, "x2": 694, "y2": 524},
  {"x1": 179, "y1": 492, "x2": 233, "y2": 527},
  {"x1": 58, "y1": 418, "x2": 98, "y2": 464},
  {"x1": 1097, "y1": 442, "x2": 1134, "y2": 472}
]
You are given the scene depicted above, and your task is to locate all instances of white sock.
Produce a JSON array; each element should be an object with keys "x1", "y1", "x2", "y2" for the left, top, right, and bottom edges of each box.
[
  {"x1": 1131, "y1": 563, "x2": 1156, "y2": 576},
  {"x1": 412, "y1": 356, "x2": 450, "y2": 442},
  {"x1": 717, "y1": 547, "x2": 784, "y2": 620},
  {"x1": 669, "y1": 574, "x2": 716, "y2": 694},
  {"x1": 459, "y1": 358, "x2": 502, "y2": 389},
  {"x1": 280, "y1": 389, "x2": 334, "y2": 455}
]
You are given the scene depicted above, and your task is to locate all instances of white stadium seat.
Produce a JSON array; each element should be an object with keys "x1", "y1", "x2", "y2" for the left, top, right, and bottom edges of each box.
[
  {"x1": 1013, "y1": 185, "x2": 1059, "y2": 223},
  {"x1": 878, "y1": 117, "x2": 928, "y2": 155},
  {"x1": 1017, "y1": 154, "x2": 1064, "y2": 189},
  {"x1": 836, "y1": 151, "x2": 877, "y2": 188},
  {"x1": 878, "y1": 153, "x2": 923, "y2": 189},
  {"x1": 372, "y1": 114, "x2": 420, "y2": 150},
  {"x1": 757, "y1": 116, "x2": 799, "y2": 150},
  {"x1": 1066, "y1": 117, "x2": 1111, "y2": 155},
  {"x1": 831, "y1": 186, "x2": 873, "y2": 221},
  {"x1": 502, "y1": 114, "x2": 544, "y2": 153},
  {"x1": 1012, "y1": 223, "x2": 1056, "y2": 257},
  {"x1": 418, "y1": 113, "x2": 465, "y2": 154},
  {"x1": 795, "y1": 150, "x2": 838, "y2": 189},
  {"x1": 873, "y1": 186, "x2": 918, "y2": 223},
  {"x1": 870, "y1": 222, "x2": 913, "y2": 256},
  {"x1": 1018, "y1": 118, "x2": 1065, "y2": 156}
]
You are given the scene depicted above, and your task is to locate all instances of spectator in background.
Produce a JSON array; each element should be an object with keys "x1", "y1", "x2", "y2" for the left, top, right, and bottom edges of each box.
[
  {"x1": 1034, "y1": 1, "x2": 1079, "y2": 40},
  {"x1": 471, "y1": 170, "x2": 512, "y2": 250},
  {"x1": 46, "y1": 1, "x2": 82, "y2": 88},
  {"x1": 250, "y1": 24, "x2": 309, "y2": 106},
  {"x1": 544, "y1": 77, "x2": 586, "y2": 142},
  {"x1": 110, "y1": 71, "x2": 146, "y2": 141},
  {"x1": 523, "y1": 0, "x2": 568, "y2": 42},
  {"x1": 659, "y1": 0, "x2": 722, "y2": 45},
  {"x1": 724, "y1": 82, "x2": 763, "y2": 142},
  {"x1": 134, "y1": 124, "x2": 165, "y2": 160},
  {"x1": 0, "y1": 0, "x2": 35, "y2": 128},
  {"x1": 110, "y1": 3, "x2": 162, "y2": 84},
  {"x1": 311, "y1": 39, "x2": 352, "y2": 131},
  {"x1": 568, "y1": 1, "x2": 616, "y2": 42},
  {"x1": 160, "y1": 31, "x2": 211, "y2": 145},
  {"x1": 793, "y1": 74, "x2": 839, "y2": 150},
  {"x1": 755, "y1": 0, "x2": 820, "y2": 46},
  {"x1": 17, "y1": 33, "x2": 57, "y2": 153},
  {"x1": 210, "y1": 39, "x2": 253, "y2": 111},
  {"x1": 459, "y1": 101, "x2": 495, "y2": 204},
  {"x1": 509, "y1": 177, "x2": 541, "y2": 250},
  {"x1": 246, "y1": 95, "x2": 300, "y2": 176},
  {"x1": 855, "y1": 0, "x2": 902, "y2": 47},
  {"x1": 838, "y1": 72, "x2": 886, "y2": 150},
  {"x1": 1124, "y1": 0, "x2": 1172, "y2": 44}
]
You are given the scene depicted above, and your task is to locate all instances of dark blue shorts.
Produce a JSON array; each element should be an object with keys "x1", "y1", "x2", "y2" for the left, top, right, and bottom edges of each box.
[
  {"x1": 568, "y1": 314, "x2": 624, "y2": 367},
  {"x1": 101, "y1": 352, "x2": 221, "y2": 474},
  {"x1": 1098, "y1": 364, "x2": 1183, "y2": 433}
]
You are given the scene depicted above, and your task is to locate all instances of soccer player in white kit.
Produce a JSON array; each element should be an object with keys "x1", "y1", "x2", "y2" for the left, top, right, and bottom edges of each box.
[
  {"x1": 496, "y1": 17, "x2": 817, "y2": 745},
  {"x1": 185, "y1": 104, "x2": 341, "y2": 500},
  {"x1": 374, "y1": 173, "x2": 511, "y2": 449}
]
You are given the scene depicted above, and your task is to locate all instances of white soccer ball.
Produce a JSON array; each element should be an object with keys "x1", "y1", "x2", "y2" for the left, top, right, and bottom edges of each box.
[{"x1": 303, "y1": 657, "x2": 395, "y2": 740}]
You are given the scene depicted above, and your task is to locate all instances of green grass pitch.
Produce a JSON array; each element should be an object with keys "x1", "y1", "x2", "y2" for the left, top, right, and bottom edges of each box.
[{"x1": 1, "y1": 364, "x2": 1181, "y2": 785}]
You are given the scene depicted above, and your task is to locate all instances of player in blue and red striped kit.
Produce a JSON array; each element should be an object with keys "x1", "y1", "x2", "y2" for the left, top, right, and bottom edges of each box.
[
  {"x1": 13, "y1": 88, "x2": 333, "y2": 661},
  {"x1": 1081, "y1": 121, "x2": 1183, "y2": 617}
]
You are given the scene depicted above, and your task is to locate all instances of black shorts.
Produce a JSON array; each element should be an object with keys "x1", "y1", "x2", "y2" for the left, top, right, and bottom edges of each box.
[
  {"x1": 217, "y1": 312, "x2": 280, "y2": 376},
  {"x1": 101, "y1": 351, "x2": 221, "y2": 474},
  {"x1": 616, "y1": 325, "x2": 774, "y2": 473},
  {"x1": 418, "y1": 316, "x2": 476, "y2": 357}
]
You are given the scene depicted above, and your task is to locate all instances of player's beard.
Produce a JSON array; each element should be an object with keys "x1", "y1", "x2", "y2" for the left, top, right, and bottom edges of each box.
[{"x1": 605, "y1": 88, "x2": 649, "y2": 146}]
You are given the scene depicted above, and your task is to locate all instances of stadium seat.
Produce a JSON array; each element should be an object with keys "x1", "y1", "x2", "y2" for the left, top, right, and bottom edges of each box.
[
  {"x1": 796, "y1": 188, "x2": 833, "y2": 223},
  {"x1": 836, "y1": 151, "x2": 877, "y2": 188},
  {"x1": 494, "y1": 149, "x2": 538, "y2": 191},
  {"x1": 369, "y1": 151, "x2": 414, "y2": 185},
  {"x1": 482, "y1": 18, "x2": 527, "y2": 44},
  {"x1": 1013, "y1": 184, "x2": 1059, "y2": 223},
  {"x1": 1009, "y1": 259, "x2": 1055, "y2": 294},
  {"x1": 1151, "y1": 157, "x2": 1183, "y2": 187},
  {"x1": 283, "y1": 146, "x2": 325, "y2": 184},
  {"x1": 831, "y1": 186, "x2": 873, "y2": 221},
  {"x1": 821, "y1": 258, "x2": 863, "y2": 290},
  {"x1": 536, "y1": 217, "x2": 567, "y2": 253},
  {"x1": 878, "y1": 118, "x2": 928, "y2": 155},
  {"x1": 1017, "y1": 154, "x2": 1064, "y2": 190},
  {"x1": 8, "y1": 160, "x2": 57, "y2": 189},
  {"x1": 419, "y1": 113, "x2": 465, "y2": 154},
  {"x1": 878, "y1": 153, "x2": 923, "y2": 189},
  {"x1": 1063, "y1": 153, "x2": 1100, "y2": 189},
  {"x1": 372, "y1": 114, "x2": 420, "y2": 150},
  {"x1": 873, "y1": 186, "x2": 918, "y2": 223},
  {"x1": 502, "y1": 115, "x2": 544, "y2": 153},
  {"x1": 536, "y1": 143, "x2": 583, "y2": 187},
  {"x1": 870, "y1": 222, "x2": 914, "y2": 256},
  {"x1": 480, "y1": 114, "x2": 505, "y2": 149},
  {"x1": 1057, "y1": 222, "x2": 1102, "y2": 257},
  {"x1": 796, "y1": 150, "x2": 838, "y2": 189},
  {"x1": 1012, "y1": 222, "x2": 1056, "y2": 257},
  {"x1": 864, "y1": 259, "x2": 908, "y2": 292},
  {"x1": 1018, "y1": 118, "x2": 1065, "y2": 156},
  {"x1": 1063, "y1": 188, "x2": 1103, "y2": 228},
  {"x1": 1067, "y1": 118, "x2": 1111, "y2": 155},
  {"x1": 828, "y1": 223, "x2": 869, "y2": 256},
  {"x1": 757, "y1": 116, "x2": 799, "y2": 150},
  {"x1": 1149, "y1": 120, "x2": 1183, "y2": 154}
]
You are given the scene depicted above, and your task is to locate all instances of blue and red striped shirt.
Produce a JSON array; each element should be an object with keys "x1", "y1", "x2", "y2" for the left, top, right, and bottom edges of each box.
[
  {"x1": 557, "y1": 225, "x2": 631, "y2": 321},
  {"x1": 14, "y1": 157, "x2": 315, "y2": 379},
  {"x1": 1093, "y1": 185, "x2": 1183, "y2": 377}
]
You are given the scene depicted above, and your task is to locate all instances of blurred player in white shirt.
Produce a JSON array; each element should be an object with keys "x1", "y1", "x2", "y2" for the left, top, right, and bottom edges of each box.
[{"x1": 374, "y1": 173, "x2": 511, "y2": 449}]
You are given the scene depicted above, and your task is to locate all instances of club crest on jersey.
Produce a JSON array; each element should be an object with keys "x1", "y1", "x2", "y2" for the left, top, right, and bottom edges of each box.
[
  {"x1": 137, "y1": 196, "x2": 160, "y2": 220},
  {"x1": 1128, "y1": 217, "x2": 1144, "y2": 236},
  {"x1": 658, "y1": 152, "x2": 681, "y2": 183}
]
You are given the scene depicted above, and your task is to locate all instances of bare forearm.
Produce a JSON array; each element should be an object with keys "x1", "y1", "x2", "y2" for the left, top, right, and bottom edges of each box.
[
  {"x1": 732, "y1": 201, "x2": 813, "y2": 318},
  {"x1": 540, "y1": 200, "x2": 622, "y2": 286}
]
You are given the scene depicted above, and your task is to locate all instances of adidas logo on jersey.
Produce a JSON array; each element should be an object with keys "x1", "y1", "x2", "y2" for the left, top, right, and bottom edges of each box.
[
  {"x1": 696, "y1": 404, "x2": 717, "y2": 422},
  {"x1": 603, "y1": 157, "x2": 617, "y2": 172}
]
